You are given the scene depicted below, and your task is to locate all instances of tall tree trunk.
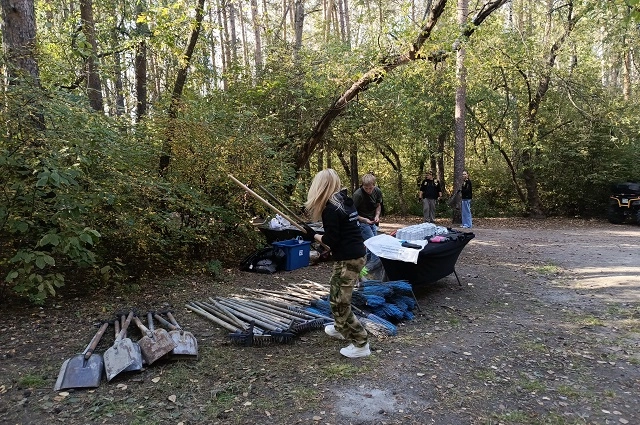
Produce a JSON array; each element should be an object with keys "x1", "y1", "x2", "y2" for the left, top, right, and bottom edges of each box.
[
  {"x1": 2, "y1": 0, "x2": 45, "y2": 134},
  {"x1": 521, "y1": 1, "x2": 580, "y2": 217},
  {"x1": 349, "y1": 143, "x2": 358, "y2": 194},
  {"x1": 316, "y1": 145, "x2": 324, "y2": 173},
  {"x1": 622, "y1": 39, "x2": 631, "y2": 100},
  {"x1": 452, "y1": 0, "x2": 468, "y2": 225},
  {"x1": 337, "y1": 0, "x2": 346, "y2": 43},
  {"x1": 342, "y1": 0, "x2": 351, "y2": 48},
  {"x1": 216, "y1": 0, "x2": 228, "y2": 90},
  {"x1": 238, "y1": 0, "x2": 250, "y2": 71},
  {"x1": 1, "y1": 0, "x2": 40, "y2": 85},
  {"x1": 293, "y1": 0, "x2": 304, "y2": 54},
  {"x1": 159, "y1": 0, "x2": 206, "y2": 176},
  {"x1": 435, "y1": 130, "x2": 447, "y2": 194},
  {"x1": 221, "y1": 0, "x2": 232, "y2": 74},
  {"x1": 229, "y1": 1, "x2": 238, "y2": 65},
  {"x1": 80, "y1": 0, "x2": 103, "y2": 112},
  {"x1": 378, "y1": 143, "x2": 406, "y2": 214},
  {"x1": 111, "y1": 24, "x2": 125, "y2": 116},
  {"x1": 208, "y1": 6, "x2": 220, "y2": 89},
  {"x1": 135, "y1": 0, "x2": 148, "y2": 121},
  {"x1": 336, "y1": 150, "x2": 350, "y2": 183},
  {"x1": 250, "y1": 0, "x2": 263, "y2": 74}
]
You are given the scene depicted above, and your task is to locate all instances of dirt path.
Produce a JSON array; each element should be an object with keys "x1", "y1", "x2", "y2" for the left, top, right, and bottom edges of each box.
[{"x1": 1, "y1": 218, "x2": 639, "y2": 425}]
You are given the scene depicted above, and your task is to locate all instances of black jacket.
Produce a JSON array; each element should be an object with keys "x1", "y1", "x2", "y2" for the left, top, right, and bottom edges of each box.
[
  {"x1": 321, "y1": 189, "x2": 367, "y2": 261},
  {"x1": 419, "y1": 179, "x2": 442, "y2": 200},
  {"x1": 461, "y1": 179, "x2": 472, "y2": 200}
]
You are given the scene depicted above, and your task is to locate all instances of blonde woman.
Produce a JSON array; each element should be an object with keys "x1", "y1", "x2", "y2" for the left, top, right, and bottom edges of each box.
[{"x1": 305, "y1": 169, "x2": 370, "y2": 358}]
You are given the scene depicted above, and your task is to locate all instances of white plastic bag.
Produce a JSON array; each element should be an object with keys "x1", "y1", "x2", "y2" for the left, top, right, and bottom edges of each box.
[
  {"x1": 269, "y1": 214, "x2": 291, "y2": 229},
  {"x1": 364, "y1": 234, "x2": 427, "y2": 264}
]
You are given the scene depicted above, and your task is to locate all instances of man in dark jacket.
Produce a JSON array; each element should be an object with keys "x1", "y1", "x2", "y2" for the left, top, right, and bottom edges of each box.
[{"x1": 418, "y1": 171, "x2": 442, "y2": 223}]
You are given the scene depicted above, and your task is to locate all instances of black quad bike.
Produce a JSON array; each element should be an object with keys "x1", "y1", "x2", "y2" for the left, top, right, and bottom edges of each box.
[{"x1": 607, "y1": 182, "x2": 640, "y2": 225}]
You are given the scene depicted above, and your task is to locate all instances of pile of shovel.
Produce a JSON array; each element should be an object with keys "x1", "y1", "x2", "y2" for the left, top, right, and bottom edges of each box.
[{"x1": 54, "y1": 311, "x2": 198, "y2": 392}]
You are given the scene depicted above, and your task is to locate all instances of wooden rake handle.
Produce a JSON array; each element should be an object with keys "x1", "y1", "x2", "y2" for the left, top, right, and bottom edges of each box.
[{"x1": 228, "y1": 174, "x2": 331, "y2": 252}]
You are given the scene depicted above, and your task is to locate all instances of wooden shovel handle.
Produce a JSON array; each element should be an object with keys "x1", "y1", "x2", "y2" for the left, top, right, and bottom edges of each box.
[
  {"x1": 228, "y1": 174, "x2": 307, "y2": 233},
  {"x1": 119, "y1": 314, "x2": 128, "y2": 338},
  {"x1": 83, "y1": 322, "x2": 109, "y2": 360},
  {"x1": 165, "y1": 311, "x2": 183, "y2": 329},
  {"x1": 153, "y1": 313, "x2": 178, "y2": 331},
  {"x1": 257, "y1": 184, "x2": 306, "y2": 224},
  {"x1": 228, "y1": 174, "x2": 332, "y2": 252},
  {"x1": 115, "y1": 311, "x2": 134, "y2": 342},
  {"x1": 146, "y1": 312, "x2": 157, "y2": 332},
  {"x1": 132, "y1": 315, "x2": 152, "y2": 336}
]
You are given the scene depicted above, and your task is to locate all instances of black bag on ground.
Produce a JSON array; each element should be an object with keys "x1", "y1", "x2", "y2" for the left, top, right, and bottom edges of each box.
[{"x1": 239, "y1": 246, "x2": 286, "y2": 273}]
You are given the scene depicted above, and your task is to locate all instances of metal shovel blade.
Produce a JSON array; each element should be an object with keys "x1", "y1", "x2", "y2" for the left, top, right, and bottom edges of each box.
[
  {"x1": 126, "y1": 342, "x2": 143, "y2": 370},
  {"x1": 54, "y1": 353, "x2": 104, "y2": 390},
  {"x1": 117, "y1": 314, "x2": 143, "y2": 372},
  {"x1": 133, "y1": 314, "x2": 177, "y2": 365},
  {"x1": 103, "y1": 338, "x2": 136, "y2": 381},
  {"x1": 155, "y1": 312, "x2": 198, "y2": 358},
  {"x1": 137, "y1": 328, "x2": 176, "y2": 365},
  {"x1": 53, "y1": 359, "x2": 69, "y2": 391},
  {"x1": 103, "y1": 312, "x2": 137, "y2": 381},
  {"x1": 168, "y1": 329, "x2": 198, "y2": 358},
  {"x1": 54, "y1": 321, "x2": 109, "y2": 391}
]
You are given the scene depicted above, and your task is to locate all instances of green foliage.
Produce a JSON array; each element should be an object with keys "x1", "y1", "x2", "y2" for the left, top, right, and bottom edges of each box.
[
  {"x1": 5, "y1": 0, "x2": 640, "y2": 304},
  {"x1": 0, "y1": 83, "x2": 262, "y2": 304}
]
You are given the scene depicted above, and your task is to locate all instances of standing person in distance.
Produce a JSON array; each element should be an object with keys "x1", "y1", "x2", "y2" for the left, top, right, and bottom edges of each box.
[
  {"x1": 304, "y1": 169, "x2": 371, "y2": 358},
  {"x1": 352, "y1": 173, "x2": 383, "y2": 275},
  {"x1": 418, "y1": 171, "x2": 442, "y2": 223},
  {"x1": 460, "y1": 170, "x2": 473, "y2": 228}
]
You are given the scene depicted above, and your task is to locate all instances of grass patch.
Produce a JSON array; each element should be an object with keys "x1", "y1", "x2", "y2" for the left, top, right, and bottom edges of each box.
[
  {"x1": 160, "y1": 279, "x2": 181, "y2": 288},
  {"x1": 490, "y1": 409, "x2": 530, "y2": 423},
  {"x1": 474, "y1": 369, "x2": 497, "y2": 381},
  {"x1": 322, "y1": 363, "x2": 362, "y2": 378},
  {"x1": 18, "y1": 374, "x2": 47, "y2": 388},
  {"x1": 534, "y1": 263, "x2": 560, "y2": 275},
  {"x1": 555, "y1": 384, "x2": 581, "y2": 398},
  {"x1": 517, "y1": 375, "x2": 546, "y2": 392},
  {"x1": 579, "y1": 315, "x2": 605, "y2": 327},
  {"x1": 520, "y1": 340, "x2": 547, "y2": 352}
]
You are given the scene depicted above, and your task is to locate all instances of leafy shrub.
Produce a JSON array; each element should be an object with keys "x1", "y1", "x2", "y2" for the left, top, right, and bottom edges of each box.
[{"x1": 1, "y1": 87, "x2": 261, "y2": 304}]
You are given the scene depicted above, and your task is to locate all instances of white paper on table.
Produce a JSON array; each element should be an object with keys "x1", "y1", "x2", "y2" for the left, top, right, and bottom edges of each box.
[{"x1": 363, "y1": 234, "x2": 427, "y2": 264}]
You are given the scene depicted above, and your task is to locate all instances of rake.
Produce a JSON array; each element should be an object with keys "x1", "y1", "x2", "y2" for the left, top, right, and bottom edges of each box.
[
  {"x1": 243, "y1": 288, "x2": 311, "y2": 305},
  {"x1": 213, "y1": 299, "x2": 293, "y2": 331},
  {"x1": 257, "y1": 298, "x2": 333, "y2": 321},
  {"x1": 226, "y1": 298, "x2": 311, "y2": 326},
  {"x1": 213, "y1": 299, "x2": 295, "y2": 343},
  {"x1": 185, "y1": 304, "x2": 273, "y2": 347},
  {"x1": 247, "y1": 299, "x2": 332, "y2": 331}
]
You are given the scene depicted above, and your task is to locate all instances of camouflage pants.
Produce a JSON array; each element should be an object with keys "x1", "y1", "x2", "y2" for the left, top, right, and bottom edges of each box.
[{"x1": 329, "y1": 256, "x2": 368, "y2": 347}]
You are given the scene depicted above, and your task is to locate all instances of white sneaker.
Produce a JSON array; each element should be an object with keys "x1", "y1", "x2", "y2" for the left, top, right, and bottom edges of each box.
[
  {"x1": 324, "y1": 325, "x2": 345, "y2": 340},
  {"x1": 340, "y1": 343, "x2": 371, "y2": 358}
]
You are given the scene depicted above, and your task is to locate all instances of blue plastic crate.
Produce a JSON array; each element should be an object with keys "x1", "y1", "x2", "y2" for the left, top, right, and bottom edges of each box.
[{"x1": 272, "y1": 239, "x2": 311, "y2": 271}]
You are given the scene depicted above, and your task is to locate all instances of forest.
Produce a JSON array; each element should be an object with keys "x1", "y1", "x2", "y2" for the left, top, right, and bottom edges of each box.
[{"x1": 1, "y1": 0, "x2": 639, "y2": 303}]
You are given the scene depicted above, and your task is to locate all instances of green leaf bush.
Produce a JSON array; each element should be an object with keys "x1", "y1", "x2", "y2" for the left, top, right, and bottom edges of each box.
[{"x1": 0, "y1": 86, "x2": 260, "y2": 304}]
